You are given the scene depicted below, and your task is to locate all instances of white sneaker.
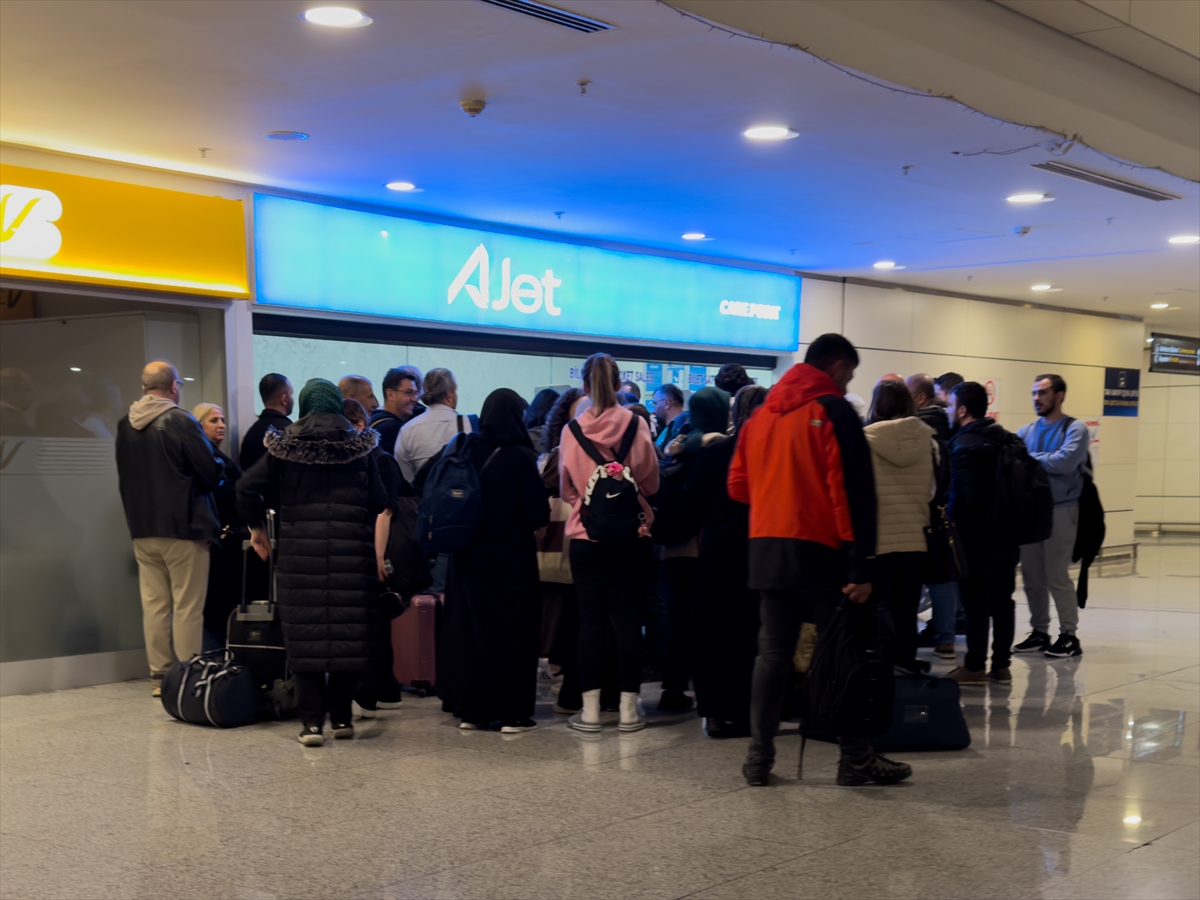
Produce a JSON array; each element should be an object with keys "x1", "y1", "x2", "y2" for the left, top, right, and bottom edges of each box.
[
  {"x1": 376, "y1": 700, "x2": 402, "y2": 710},
  {"x1": 500, "y1": 720, "x2": 538, "y2": 734},
  {"x1": 351, "y1": 701, "x2": 378, "y2": 719},
  {"x1": 459, "y1": 721, "x2": 481, "y2": 730},
  {"x1": 567, "y1": 712, "x2": 602, "y2": 733},
  {"x1": 618, "y1": 691, "x2": 646, "y2": 733}
]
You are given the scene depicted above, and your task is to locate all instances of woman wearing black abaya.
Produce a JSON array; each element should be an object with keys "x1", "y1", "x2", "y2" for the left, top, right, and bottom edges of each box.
[
  {"x1": 441, "y1": 388, "x2": 550, "y2": 732},
  {"x1": 684, "y1": 384, "x2": 768, "y2": 738}
]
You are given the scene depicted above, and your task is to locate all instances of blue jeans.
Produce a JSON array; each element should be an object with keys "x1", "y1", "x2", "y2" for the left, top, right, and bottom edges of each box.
[{"x1": 928, "y1": 581, "x2": 959, "y2": 646}]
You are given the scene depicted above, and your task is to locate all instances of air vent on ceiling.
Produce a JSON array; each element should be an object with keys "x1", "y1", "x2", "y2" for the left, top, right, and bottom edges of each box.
[
  {"x1": 478, "y1": 0, "x2": 614, "y2": 33},
  {"x1": 1032, "y1": 161, "x2": 1181, "y2": 201}
]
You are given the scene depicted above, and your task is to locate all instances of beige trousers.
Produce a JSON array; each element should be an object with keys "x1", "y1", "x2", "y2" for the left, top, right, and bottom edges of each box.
[{"x1": 132, "y1": 537, "x2": 209, "y2": 677}]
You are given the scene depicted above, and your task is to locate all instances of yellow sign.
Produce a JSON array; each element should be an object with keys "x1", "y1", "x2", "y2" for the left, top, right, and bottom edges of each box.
[{"x1": 0, "y1": 164, "x2": 248, "y2": 298}]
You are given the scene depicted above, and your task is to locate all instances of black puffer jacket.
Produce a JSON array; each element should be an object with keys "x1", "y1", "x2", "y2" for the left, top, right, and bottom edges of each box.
[
  {"x1": 236, "y1": 414, "x2": 388, "y2": 673},
  {"x1": 948, "y1": 417, "x2": 1019, "y2": 572}
]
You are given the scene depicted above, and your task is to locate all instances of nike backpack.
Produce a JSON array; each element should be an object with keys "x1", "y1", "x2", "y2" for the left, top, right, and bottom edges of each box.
[{"x1": 567, "y1": 417, "x2": 644, "y2": 543}]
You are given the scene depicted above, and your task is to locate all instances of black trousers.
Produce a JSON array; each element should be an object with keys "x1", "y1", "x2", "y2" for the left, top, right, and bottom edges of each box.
[
  {"x1": 662, "y1": 556, "x2": 697, "y2": 693},
  {"x1": 570, "y1": 538, "x2": 652, "y2": 694},
  {"x1": 872, "y1": 552, "x2": 926, "y2": 669},
  {"x1": 960, "y1": 550, "x2": 1018, "y2": 672},
  {"x1": 295, "y1": 671, "x2": 356, "y2": 728},
  {"x1": 749, "y1": 556, "x2": 872, "y2": 763}
]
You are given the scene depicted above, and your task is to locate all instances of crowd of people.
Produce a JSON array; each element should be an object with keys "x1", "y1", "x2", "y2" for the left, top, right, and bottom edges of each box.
[{"x1": 113, "y1": 338, "x2": 1091, "y2": 783}]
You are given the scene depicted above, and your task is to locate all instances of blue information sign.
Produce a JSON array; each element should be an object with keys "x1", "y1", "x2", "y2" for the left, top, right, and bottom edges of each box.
[{"x1": 254, "y1": 195, "x2": 799, "y2": 352}]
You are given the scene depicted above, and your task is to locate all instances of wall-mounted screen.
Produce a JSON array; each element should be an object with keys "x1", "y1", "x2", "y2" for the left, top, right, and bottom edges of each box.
[
  {"x1": 253, "y1": 195, "x2": 799, "y2": 352},
  {"x1": 1149, "y1": 333, "x2": 1200, "y2": 375}
]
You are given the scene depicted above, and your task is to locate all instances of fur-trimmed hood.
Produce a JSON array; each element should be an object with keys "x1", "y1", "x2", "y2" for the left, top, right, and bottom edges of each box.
[{"x1": 264, "y1": 413, "x2": 379, "y2": 465}]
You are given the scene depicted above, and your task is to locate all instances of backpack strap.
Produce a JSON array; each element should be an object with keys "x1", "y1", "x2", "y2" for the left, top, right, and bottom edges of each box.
[
  {"x1": 613, "y1": 415, "x2": 641, "y2": 464},
  {"x1": 456, "y1": 415, "x2": 464, "y2": 434},
  {"x1": 567, "y1": 419, "x2": 609, "y2": 467},
  {"x1": 480, "y1": 447, "x2": 501, "y2": 474}
]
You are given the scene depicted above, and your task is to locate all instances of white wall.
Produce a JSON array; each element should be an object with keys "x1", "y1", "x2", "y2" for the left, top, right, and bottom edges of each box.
[
  {"x1": 1136, "y1": 358, "x2": 1200, "y2": 530},
  {"x1": 787, "y1": 278, "x2": 1146, "y2": 545}
]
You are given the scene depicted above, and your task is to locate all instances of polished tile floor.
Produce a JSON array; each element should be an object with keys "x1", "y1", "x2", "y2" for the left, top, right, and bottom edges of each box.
[{"x1": 2, "y1": 536, "x2": 1197, "y2": 899}]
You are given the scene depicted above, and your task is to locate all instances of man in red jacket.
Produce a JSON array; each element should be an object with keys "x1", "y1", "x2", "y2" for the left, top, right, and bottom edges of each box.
[{"x1": 729, "y1": 333, "x2": 912, "y2": 787}]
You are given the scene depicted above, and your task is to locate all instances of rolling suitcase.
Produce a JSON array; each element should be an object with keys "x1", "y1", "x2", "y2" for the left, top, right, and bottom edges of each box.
[
  {"x1": 226, "y1": 510, "x2": 298, "y2": 719},
  {"x1": 873, "y1": 674, "x2": 971, "y2": 752},
  {"x1": 392, "y1": 593, "x2": 439, "y2": 693}
]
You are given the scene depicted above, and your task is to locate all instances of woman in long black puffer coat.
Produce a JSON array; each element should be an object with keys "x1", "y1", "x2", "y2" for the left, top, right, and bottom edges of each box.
[{"x1": 237, "y1": 378, "x2": 387, "y2": 746}]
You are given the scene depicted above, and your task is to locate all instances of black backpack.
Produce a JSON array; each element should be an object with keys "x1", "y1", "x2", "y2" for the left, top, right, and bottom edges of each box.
[
  {"x1": 417, "y1": 434, "x2": 499, "y2": 554},
  {"x1": 385, "y1": 496, "x2": 433, "y2": 596},
  {"x1": 567, "y1": 417, "x2": 645, "y2": 543},
  {"x1": 799, "y1": 601, "x2": 894, "y2": 775},
  {"x1": 993, "y1": 429, "x2": 1054, "y2": 546},
  {"x1": 1072, "y1": 465, "x2": 1106, "y2": 608}
]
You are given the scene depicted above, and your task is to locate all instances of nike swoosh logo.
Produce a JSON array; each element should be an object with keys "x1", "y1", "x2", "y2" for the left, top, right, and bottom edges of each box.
[
  {"x1": 605, "y1": 492, "x2": 622, "y2": 499},
  {"x1": 0, "y1": 194, "x2": 41, "y2": 242}
]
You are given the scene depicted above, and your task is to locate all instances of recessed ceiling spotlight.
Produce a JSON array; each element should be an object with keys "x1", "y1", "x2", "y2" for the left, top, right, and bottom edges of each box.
[
  {"x1": 681, "y1": 232, "x2": 708, "y2": 241},
  {"x1": 266, "y1": 130, "x2": 309, "y2": 141},
  {"x1": 380, "y1": 230, "x2": 388, "y2": 238},
  {"x1": 183, "y1": 377, "x2": 196, "y2": 382},
  {"x1": 303, "y1": 7, "x2": 373, "y2": 27},
  {"x1": 1031, "y1": 284, "x2": 1052, "y2": 291},
  {"x1": 1007, "y1": 193, "x2": 1053, "y2": 204},
  {"x1": 1168, "y1": 235, "x2": 1200, "y2": 244},
  {"x1": 874, "y1": 261, "x2": 897, "y2": 269},
  {"x1": 69, "y1": 367, "x2": 82, "y2": 372},
  {"x1": 742, "y1": 126, "x2": 798, "y2": 141},
  {"x1": 1150, "y1": 303, "x2": 1169, "y2": 309},
  {"x1": 386, "y1": 181, "x2": 415, "y2": 192}
]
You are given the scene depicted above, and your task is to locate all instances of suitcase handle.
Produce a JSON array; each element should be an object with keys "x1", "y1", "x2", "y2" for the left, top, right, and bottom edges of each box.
[{"x1": 238, "y1": 509, "x2": 277, "y2": 620}]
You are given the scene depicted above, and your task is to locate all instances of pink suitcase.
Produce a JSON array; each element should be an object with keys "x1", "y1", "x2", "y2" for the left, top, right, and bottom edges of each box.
[{"x1": 392, "y1": 593, "x2": 439, "y2": 691}]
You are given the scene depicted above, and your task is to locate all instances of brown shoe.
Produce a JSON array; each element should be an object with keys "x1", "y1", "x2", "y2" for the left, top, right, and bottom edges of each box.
[
  {"x1": 151, "y1": 676, "x2": 164, "y2": 698},
  {"x1": 947, "y1": 666, "x2": 987, "y2": 686},
  {"x1": 935, "y1": 644, "x2": 956, "y2": 660},
  {"x1": 989, "y1": 667, "x2": 1013, "y2": 685}
]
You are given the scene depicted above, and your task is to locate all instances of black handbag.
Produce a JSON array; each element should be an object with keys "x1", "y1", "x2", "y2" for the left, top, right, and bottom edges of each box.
[
  {"x1": 923, "y1": 504, "x2": 969, "y2": 584},
  {"x1": 386, "y1": 497, "x2": 434, "y2": 597}
]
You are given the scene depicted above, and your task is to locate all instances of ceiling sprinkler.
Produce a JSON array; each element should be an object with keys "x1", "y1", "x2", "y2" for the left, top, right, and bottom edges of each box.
[
  {"x1": 1014, "y1": 226, "x2": 1032, "y2": 236},
  {"x1": 461, "y1": 99, "x2": 486, "y2": 117}
]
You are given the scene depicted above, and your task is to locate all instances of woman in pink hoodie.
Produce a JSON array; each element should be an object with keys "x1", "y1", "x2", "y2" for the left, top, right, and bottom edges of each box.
[{"x1": 559, "y1": 353, "x2": 659, "y2": 732}]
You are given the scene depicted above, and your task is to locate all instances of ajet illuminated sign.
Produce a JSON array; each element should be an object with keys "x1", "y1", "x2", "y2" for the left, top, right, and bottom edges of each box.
[
  {"x1": 0, "y1": 165, "x2": 248, "y2": 297},
  {"x1": 254, "y1": 194, "x2": 799, "y2": 351}
]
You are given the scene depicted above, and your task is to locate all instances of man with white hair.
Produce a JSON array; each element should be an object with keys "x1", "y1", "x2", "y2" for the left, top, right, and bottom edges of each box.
[{"x1": 115, "y1": 361, "x2": 226, "y2": 696}]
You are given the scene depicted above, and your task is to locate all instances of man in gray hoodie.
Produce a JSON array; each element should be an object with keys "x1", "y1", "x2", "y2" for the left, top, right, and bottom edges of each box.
[{"x1": 116, "y1": 361, "x2": 225, "y2": 696}]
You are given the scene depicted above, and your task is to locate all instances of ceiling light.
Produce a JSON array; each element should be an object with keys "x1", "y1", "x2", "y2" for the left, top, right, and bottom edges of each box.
[
  {"x1": 380, "y1": 230, "x2": 388, "y2": 238},
  {"x1": 303, "y1": 7, "x2": 373, "y2": 27},
  {"x1": 69, "y1": 367, "x2": 81, "y2": 372},
  {"x1": 183, "y1": 377, "x2": 196, "y2": 382},
  {"x1": 681, "y1": 232, "x2": 707, "y2": 241},
  {"x1": 874, "y1": 261, "x2": 896, "y2": 269},
  {"x1": 265, "y1": 131, "x2": 308, "y2": 141},
  {"x1": 1169, "y1": 235, "x2": 1200, "y2": 244},
  {"x1": 1007, "y1": 193, "x2": 1052, "y2": 204},
  {"x1": 1031, "y1": 284, "x2": 1052, "y2": 291},
  {"x1": 1151, "y1": 303, "x2": 1169, "y2": 309},
  {"x1": 386, "y1": 182, "x2": 415, "y2": 192},
  {"x1": 742, "y1": 126, "x2": 798, "y2": 141}
]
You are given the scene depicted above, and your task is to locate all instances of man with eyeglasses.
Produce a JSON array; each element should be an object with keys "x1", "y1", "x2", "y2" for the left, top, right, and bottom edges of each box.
[
  {"x1": 116, "y1": 360, "x2": 225, "y2": 697},
  {"x1": 370, "y1": 367, "x2": 423, "y2": 456}
]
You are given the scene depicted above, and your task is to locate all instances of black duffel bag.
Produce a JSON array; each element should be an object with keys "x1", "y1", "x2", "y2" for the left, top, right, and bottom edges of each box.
[
  {"x1": 161, "y1": 649, "x2": 260, "y2": 728},
  {"x1": 874, "y1": 673, "x2": 971, "y2": 752}
]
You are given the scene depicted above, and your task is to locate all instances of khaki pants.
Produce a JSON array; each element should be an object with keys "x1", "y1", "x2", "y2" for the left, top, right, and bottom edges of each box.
[{"x1": 133, "y1": 538, "x2": 209, "y2": 677}]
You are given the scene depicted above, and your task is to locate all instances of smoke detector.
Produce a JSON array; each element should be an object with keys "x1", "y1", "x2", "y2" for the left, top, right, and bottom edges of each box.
[{"x1": 461, "y1": 99, "x2": 486, "y2": 117}]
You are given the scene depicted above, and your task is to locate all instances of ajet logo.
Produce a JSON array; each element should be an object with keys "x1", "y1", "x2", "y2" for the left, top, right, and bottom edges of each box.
[
  {"x1": 448, "y1": 244, "x2": 562, "y2": 316},
  {"x1": 0, "y1": 185, "x2": 63, "y2": 260}
]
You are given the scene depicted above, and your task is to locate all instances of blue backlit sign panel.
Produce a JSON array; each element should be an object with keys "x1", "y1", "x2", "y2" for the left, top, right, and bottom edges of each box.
[{"x1": 253, "y1": 195, "x2": 799, "y2": 352}]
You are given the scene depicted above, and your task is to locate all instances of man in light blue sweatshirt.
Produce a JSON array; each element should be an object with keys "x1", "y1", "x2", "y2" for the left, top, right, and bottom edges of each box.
[{"x1": 1014, "y1": 374, "x2": 1090, "y2": 659}]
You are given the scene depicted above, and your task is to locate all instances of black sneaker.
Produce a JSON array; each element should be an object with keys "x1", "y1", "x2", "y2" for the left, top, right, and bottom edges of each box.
[
  {"x1": 1044, "y1": 634, "x2": 1082, "y2": 658},
  {"x1": 1013, "y1": 631, "x2": 1051, "y2": 653},
  {"x1": 298, "y1": 725, "x2": 325, "y2": 747},
  {"x1": 742, "y1": 756, "x2": 773, "y2": 786},
  {"x1": 657, "y1": 690, "x2": 694, "y2": 713},
  {"x1": 837, "y1": 752, "x2": 913, "y2": 786},
  {"x1": 330, "y1": 722, "x2": 354, "y2": 740}
]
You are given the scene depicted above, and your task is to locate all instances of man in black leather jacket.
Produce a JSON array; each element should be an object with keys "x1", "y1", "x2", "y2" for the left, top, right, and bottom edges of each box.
[
  {"x1": 945, "y1": 382, "x2": 1019, "y2": 687},
  {"x1": 116, "y1": 361, "x2": 225, "y2": 697}
]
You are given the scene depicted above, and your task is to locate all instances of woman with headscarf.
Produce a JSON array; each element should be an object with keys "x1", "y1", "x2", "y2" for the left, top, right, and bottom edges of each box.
[
  {"x1": 656, "y1": 385, "x2": 730, "y2": 714},
  {"x1": 193, "y1": 402, "x2": 244, "y2": 649},
  {"x1": 684, "y1": 384, "x2": 768, "y2": 738},
  {"x1": 440, "y1": 388, "x2": 550, "y2": 732},
  {"x1": 237, "y1": 378, "x2": 387, "y2": 746}
]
